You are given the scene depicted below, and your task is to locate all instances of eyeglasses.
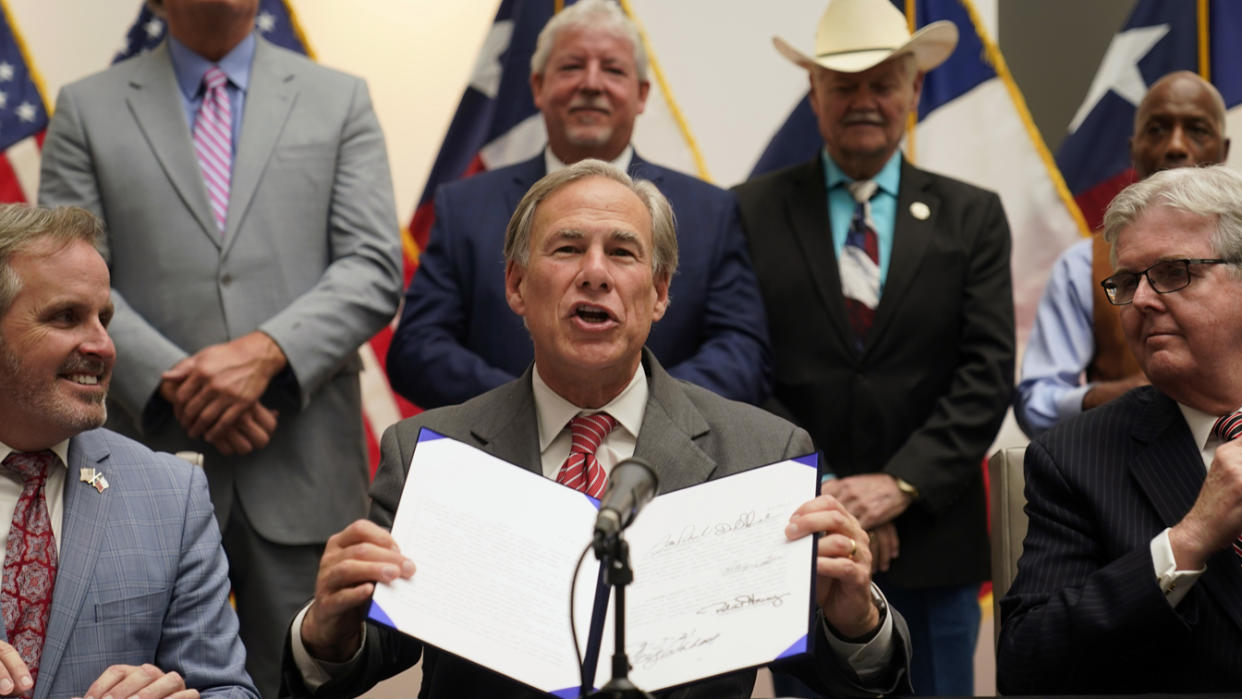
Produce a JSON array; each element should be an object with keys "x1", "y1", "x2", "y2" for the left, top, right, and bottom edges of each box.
[{"x1": 1100, "y1": 258, "x2": 1233, "y2": 305}]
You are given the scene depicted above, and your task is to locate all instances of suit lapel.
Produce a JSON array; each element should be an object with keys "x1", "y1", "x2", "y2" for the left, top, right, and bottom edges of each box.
[
  {"x1": 225, "y1": 37, "x2": 297, "y2": 253},
  {"x1": 468, "y1": 367, "x2": 543, "y2": 474},
  {"x1": 124, "y1": 43, "x2": 219, "y2": 246},
  {"x1": 866, "y1": 161, "x2": 935, "y2": 354},
  {"x1": 38, "y1": 436, "x2": 112, "y2": 698},
  {"x1": 1128, "y1": 392, "x2": 1242, "y2": 632},
  {"x1": 782, "y1": 160, "x2": 854, "y2": 352},
  {"x1": 634, "y1": 352, "x2": 717, "y2": 493}
]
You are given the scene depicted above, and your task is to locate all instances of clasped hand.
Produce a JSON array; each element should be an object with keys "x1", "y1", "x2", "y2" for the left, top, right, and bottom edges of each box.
[{"x1": 160, "y1": 331, "x2": 286, "y2": 455}]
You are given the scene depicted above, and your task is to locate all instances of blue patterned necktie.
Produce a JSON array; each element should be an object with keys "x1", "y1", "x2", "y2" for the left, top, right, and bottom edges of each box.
[{"x1": 840, "y1": 180, "x2": 880, "y2": 352}]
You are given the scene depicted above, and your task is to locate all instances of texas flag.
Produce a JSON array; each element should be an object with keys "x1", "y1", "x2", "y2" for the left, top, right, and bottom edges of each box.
[
  {"x1": 754, "y1": 0, "x2": 1085, "y2": 346},
  {"x1": 1057, "y1": 0, "x2": 1242, "y2": 232}
]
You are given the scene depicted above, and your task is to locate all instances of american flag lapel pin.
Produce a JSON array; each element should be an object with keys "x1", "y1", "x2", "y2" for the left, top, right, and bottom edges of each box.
[{"x1": 79, "y1": 467, "x2": 108, "y2": 493}]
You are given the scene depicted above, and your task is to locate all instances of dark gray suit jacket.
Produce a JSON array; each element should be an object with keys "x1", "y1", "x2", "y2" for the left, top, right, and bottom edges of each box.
[
  {"x1": 283, "y1": 351, "x2": 912, "y2": 698},
  {"x1": 998, "y1": 386, "x2": 1242, "y2": 693}
]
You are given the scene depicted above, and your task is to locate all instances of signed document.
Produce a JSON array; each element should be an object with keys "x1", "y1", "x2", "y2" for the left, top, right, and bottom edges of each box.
[{"x1": 369, "y1": 429, "x2": 817, "y2": 697}]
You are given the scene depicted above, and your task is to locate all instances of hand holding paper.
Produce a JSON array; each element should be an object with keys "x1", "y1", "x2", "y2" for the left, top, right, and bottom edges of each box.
[
  {"x1": 302, "y1": 520, "x2": 415, "y2": 662},
  {"x1": 785, "y1": 493, "x2": 881, "y2": 639}
]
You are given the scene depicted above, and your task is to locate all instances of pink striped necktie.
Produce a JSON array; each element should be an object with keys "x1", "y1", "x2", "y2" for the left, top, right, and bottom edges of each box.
[
  {"x1": 193, "y1": 66, "x2": 232, "y2": 233},
  {"x1": 840, "y1": 179, "x2": 880, "y2": 353},
  {"x1": 1210, "y1": 411, "x2": 1242, "y2": 559},
  {"x1": 1, "y1": 450, "x2": 58, "y2": 694},
  {"x1": 557, "y1": 413, "x2": 617, "y2": 499}
]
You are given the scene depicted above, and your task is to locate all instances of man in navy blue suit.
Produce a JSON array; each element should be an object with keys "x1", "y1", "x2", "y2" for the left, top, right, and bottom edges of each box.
[
  {"x1": 998, "y1": 165, "x2": 1242, "y2": 693},
  {"x1": 386, "y1": 0, "x2": 770, "y2": 408}
]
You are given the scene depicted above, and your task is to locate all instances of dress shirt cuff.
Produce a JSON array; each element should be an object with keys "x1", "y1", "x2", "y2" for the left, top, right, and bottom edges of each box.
[
  {"x1": 820, "y1": 584, "x2": 896, "y2": 683},
  {"x1": 1151, "y1": 528, "x2": 1204, "y2": 608},
  {"x1": 290, "y1": 603, "x2": 368, "y2": 690},
  {"x1": 1054, "y1": 384, "x2": 1091, "y2": 420}
]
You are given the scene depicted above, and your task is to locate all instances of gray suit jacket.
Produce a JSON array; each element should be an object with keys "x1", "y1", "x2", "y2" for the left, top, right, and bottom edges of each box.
[
  {"x1": 25, "y1": 429, "x2": 256, "y2": 698},
  {"x1": 283, "y1": 350, "x2": 912, "y2": 698},
  {"x1": 38, "y1": 36, "x2": 402, "y2": 544}
]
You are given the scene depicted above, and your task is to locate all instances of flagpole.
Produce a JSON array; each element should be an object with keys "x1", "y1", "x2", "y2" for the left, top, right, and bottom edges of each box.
[
  {"x1": 903, "y1": 0, "x2": 917, "y2": 164},
  {"x1": 1197, "y1": 0, "x2": 1210, "y2": 82}
]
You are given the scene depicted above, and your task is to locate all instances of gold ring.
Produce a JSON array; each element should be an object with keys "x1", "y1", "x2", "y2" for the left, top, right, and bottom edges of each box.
[{"x1": 848, "y1": 537, "x2": 857, "y2": 559}]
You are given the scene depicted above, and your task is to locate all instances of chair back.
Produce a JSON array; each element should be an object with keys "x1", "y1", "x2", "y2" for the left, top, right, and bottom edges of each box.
[{"x1": 988, "y1": 445, "x2": 1027, "y2": 647}]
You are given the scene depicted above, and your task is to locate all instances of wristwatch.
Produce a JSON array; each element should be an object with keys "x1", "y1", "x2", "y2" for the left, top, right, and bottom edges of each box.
[{"x1": 892, "y1": 475, "x2": 920, "y2": 501}]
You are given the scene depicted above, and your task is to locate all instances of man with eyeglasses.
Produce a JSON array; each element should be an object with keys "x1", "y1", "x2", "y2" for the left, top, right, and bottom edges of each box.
[
  {"x1": 997, "y1": 165, "x2": 1242, "y2": 693},
  {"x1": 1015, "y1": 71, "x2": 1230, "y2": 438}
]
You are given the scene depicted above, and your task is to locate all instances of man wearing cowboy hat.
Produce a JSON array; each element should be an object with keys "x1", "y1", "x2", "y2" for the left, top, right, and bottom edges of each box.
[{"x1": 733, "y1": 0, "x2": 1014, "y2": 694}]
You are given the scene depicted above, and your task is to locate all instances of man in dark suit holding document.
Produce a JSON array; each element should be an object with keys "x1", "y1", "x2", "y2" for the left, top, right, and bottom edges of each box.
[{"x1": 282, "y1": 160, "x2": 912, "y2": 698}]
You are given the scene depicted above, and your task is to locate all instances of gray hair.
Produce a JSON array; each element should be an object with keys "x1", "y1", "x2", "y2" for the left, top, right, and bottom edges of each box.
[
  {"x1": 503, "y1": 159, "x2": 678, "y2": 282},
  {"x1": 0, "y1": 205, "x2": 105, "y2": 317},
  {"x1": 1103, "y1": 165, "x2": 1242, "y2": 268},
  {"x1": 530, "y1": 0, "x2": 649, "y2": 82}
]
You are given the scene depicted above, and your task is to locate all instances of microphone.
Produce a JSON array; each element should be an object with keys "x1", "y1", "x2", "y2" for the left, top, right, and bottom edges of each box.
[{"x1": 594, "y1": 457, "x2": 658, "y2": 540}]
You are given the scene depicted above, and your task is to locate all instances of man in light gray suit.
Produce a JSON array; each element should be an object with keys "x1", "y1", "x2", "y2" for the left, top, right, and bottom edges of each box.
[
  {"x1": 37, "y1": 1, "x2": 402, "y2": 695},
  {"x1": 0, "y1": 204, "x2": 256, "y2": 698},
  {"x1": 282, "y1": 160, "x2": 913, "y2": 698}
]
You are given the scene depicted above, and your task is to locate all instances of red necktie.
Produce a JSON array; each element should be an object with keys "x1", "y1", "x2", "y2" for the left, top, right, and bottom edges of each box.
[
  {"x1": 1, "y1": 451, "x2": 58, "y2": 691},
  {"x1": 840, "y1": 180, "x2": 881, "y2": 353},
  {"x1": 193, "y1": 66, "x2": 232, "y2": 233},
  {"x1": 1211, "y1": 412, "x2": 1242, "y2": 559},
  {"x1": 556, "y1": 413, "x2": 617, "y2": 498}
]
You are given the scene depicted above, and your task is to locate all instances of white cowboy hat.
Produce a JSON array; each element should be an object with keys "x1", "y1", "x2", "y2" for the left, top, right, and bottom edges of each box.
[{"x1": 774, "y1": 0, "x2": 959, "y2": 74}]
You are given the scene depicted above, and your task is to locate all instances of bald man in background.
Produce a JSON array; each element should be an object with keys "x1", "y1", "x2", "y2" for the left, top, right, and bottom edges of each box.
[{"x1": 1016, "y1": 71, "x2": 1230, "y2": 438}]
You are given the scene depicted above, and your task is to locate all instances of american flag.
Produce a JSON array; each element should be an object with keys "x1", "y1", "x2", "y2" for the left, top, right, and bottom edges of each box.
[
  {"x1": 114, "y1": 0, "x2": 417, "y2": 474},
  {"x1": 0, "y1": 3, "x2": 48, "y2": 204}
]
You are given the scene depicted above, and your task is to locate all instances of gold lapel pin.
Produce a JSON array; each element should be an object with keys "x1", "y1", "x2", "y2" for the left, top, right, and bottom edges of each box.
[
  {"x1": 79, "y1": 468, "x2": 108, "y2": 494},
  {"x1": 910, "y1": 202, "x2": 931, "y2": 220}
]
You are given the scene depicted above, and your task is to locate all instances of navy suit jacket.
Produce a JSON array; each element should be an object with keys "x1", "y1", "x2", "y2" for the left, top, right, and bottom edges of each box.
[
  {"x1": 387, "y1": 153, "x2": 770, "y2": 408},
  {"x1": 998, "y1": 386, "x2": 1242, "y2": 694},
  {"x1": 733, "y1": 157, "x2": 1014, "y2": 589},
  {"x1": 23, "y1": 428, "x2": 256, "y2": 699}
]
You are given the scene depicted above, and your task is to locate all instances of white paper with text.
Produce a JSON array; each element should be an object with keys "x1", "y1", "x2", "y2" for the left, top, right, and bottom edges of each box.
[{"x1": 369, "y1": 429, "x2": 817, "y2": 696}]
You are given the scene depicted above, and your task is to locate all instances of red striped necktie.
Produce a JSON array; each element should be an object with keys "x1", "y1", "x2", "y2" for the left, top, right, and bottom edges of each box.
[
  {"x1": 557, "y1": 413, "x2": 617, "y2": 499},
  {"x1": 1, "y1": 450, "x2": 58, "y2": 693},
  {"x1": 1210, "y1": 411, "x2": 1242, "y2": 559}
]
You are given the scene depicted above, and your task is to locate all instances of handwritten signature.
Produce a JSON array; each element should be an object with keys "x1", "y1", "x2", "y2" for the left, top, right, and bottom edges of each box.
[
  {"x1": 647, "y1": 510, "x2": 778, "y2": 555},
  {"x1": 697, "y1": 591, "x2": 791, "y2": 615},
  {"x1": 631, "y1": 630, "x2": 721, "y2": 669}
]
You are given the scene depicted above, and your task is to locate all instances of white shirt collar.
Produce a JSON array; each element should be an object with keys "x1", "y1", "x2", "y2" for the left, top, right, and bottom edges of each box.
[
  {"x1": 531, "y1": 361, "x2": 647, "y2": 453},
  {"x1": 0, "y1": 439, "x2": 70, "y2": 476},
  {"x1": 543, "y1": 144, "x2": 635, "y2": 175}
]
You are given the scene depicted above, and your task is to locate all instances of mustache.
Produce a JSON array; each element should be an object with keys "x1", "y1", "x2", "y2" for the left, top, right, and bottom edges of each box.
[
  {"x1": 61, "y1": 354, "x2": 108, "y2": 376},
  {"x1": 569, "y1": 96, "x2": 610, "y2": 112},
  {"x1": 842, "y1": 112, "x2": 885, "y2": 126}
]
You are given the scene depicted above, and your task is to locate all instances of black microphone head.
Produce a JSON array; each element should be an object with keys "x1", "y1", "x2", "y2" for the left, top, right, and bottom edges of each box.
[{"x1": 596, "y1": 457, "x2": 659, "y2": 538}]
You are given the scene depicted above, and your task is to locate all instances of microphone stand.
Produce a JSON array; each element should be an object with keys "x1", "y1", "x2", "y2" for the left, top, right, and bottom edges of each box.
[{"x1": 587, "y1": 531, "x2": 654, "y2": 699}]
